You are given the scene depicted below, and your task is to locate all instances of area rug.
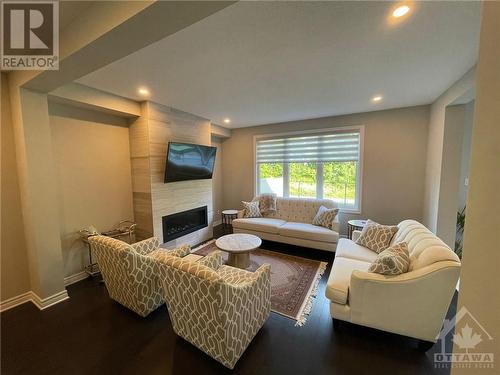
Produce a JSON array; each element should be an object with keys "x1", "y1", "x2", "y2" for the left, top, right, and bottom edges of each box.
[{"x1": 192, "y1": 240, "x2": 327, "y2": 326}]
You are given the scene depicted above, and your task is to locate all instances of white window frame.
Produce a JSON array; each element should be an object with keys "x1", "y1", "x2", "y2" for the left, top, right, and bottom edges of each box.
[{"x1": 253, "y1": 125, "x2": 364, "y2": 214}]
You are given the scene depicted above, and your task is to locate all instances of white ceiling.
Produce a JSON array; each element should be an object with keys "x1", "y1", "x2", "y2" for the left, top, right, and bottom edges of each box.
[{"x1": 77, "y1": 1, "x2": 481, "y2": 128}]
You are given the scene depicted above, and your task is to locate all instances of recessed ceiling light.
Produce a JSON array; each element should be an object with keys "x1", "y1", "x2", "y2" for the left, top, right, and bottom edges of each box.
[
  {"x1": 223, "y1": 118, "x2": 231, "y2": 124},
  {"x1": 372, "y1": 95, "x2": 383, "y2": 102},
  {"x1": 393, "y1": 5, "x2": 410, "y2": 18},
  {"x1": 138, "y1": 88, "x2": 150, "y2": 96}
]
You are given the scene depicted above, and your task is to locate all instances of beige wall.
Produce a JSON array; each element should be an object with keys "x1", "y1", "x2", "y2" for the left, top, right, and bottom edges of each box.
[
  {"x1": 49, "y1": 102, "x2": 134, "y2": 278},
  {"x1": 423, "y1": 67, "x2": 475, "y2": 234},
  {"x1": 453, "y1": 2, "x2": 500, "y2": 372},
  {"x1": 211, "y1": 136, "x2": 223, "y2": 223},
  {"x1": 1, "y1": 74, "x2": 31, "y2": 301},
  {"x1": 437, "y1": 105, "x2": 466, "y2": 247},
  {"x1": 221, "y1": 105, "x2": 430, "y2": 235},
  {"x1": 457, "y1": 100, "x2": 474, "y2": 210}
]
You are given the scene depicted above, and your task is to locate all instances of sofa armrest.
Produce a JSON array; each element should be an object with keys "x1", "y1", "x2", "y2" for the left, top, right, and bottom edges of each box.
[
  {"x1": 237, "y1": 209, "x2": 245, "y2": 219},
  {"x1": 351, "y1": 230, "x2": 362, "y2": 242},
  {"x1": 348, "y1": 261, "x2": 461, "y2": 341},
  {"x1": 131, "y1": 237, "x2": 160, "y2": 255}
]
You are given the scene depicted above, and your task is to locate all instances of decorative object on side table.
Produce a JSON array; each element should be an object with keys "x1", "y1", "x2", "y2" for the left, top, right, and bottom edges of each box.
[
  {"x1": 215, "y1": 233, "x2": 262, "y2": 269},
  {"x1": 221, "y1": 209, "x2": 238, "y2": 233},
  {"x1": 347, "y1": 219, "x2": 367, "y2": 239},
  {"x1": 78, "y1": 220, "x2": 137, "y2": 276}
]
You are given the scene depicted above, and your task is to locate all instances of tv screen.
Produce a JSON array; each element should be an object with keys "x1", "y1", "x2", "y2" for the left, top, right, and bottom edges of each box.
[{"x1": 164, "y1": 142, "x2": 217, "y2": 183}]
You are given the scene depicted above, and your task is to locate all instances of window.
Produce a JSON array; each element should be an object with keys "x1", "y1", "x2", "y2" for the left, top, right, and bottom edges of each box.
[{"x1": 255, "y1": 127, "x2": 363, "y2": 211}]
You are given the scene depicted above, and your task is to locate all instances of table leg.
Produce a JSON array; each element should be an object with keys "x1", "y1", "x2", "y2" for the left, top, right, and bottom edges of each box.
[{"x1": 228, "y1": 252, "x2": 250, "y2": 269}]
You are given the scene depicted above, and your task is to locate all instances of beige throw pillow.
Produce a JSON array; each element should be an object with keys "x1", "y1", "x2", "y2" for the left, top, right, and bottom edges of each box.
[
  {"x1": 242, "y1": 200, "x2": 262, "y2": 218},
  {"x1": 312, "y1": 206, "x2": 339, "y2": 230},
  {"x1": 257, "y1": 193, "x2": 277, "y2": 214},
  {"x1": 368, "y1": 242, "x2": 410, "y2": 275},
  {"x1": 355, "y1": 219, "x2": 398, "y2": 253}
]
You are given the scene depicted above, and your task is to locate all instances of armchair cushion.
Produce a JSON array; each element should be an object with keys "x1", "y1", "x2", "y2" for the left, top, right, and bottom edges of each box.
[{"x1": 131, "y1": 236, "x2": 160, "y2": 255}]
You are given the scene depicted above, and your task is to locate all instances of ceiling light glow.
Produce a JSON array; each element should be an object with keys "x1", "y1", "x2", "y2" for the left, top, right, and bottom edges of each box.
[
  {"x1": 372, "y1": 95, "x2": 383, "y2": 102},
  {"x1": 223, "y1": 118, "x2": 231, "y2": 124},
  {"x1": 138, "y1": 88, "x2": 150, "y2": 96},
  {"x1": 393, "y1": 5, "x2": 410, "y2": 18}
]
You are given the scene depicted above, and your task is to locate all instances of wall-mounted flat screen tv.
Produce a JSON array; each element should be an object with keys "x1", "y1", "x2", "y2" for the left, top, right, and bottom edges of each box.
[{"x1": 164, "y1": 142, "x2": 217, "y2": 183}]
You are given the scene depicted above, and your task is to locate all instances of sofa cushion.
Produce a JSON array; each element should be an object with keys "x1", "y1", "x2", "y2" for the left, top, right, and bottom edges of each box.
[
  {"x1": 335, "y1": 238, "x2": 378, "y2": 263},
  {"x1": 232, "y1": 218, "x2": 286, "y2": 234},
  {"x1": 326, "y1": 257, "x2": 371, "y2": 305},
  {"x1": 278, "y1": 222, "x2": 339, "y2": 243}
]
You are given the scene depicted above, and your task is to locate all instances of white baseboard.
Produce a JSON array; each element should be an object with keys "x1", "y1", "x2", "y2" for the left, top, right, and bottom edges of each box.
[
  {"x1": 64, "y1": 271, "x2": 88, "y2": 286},
  {"x1": 31, "y1": 290, "x2": 69, "y2": 310},
  {"x1": 0, "y1": 292, "x2": 32, "y2": 312},
  {"x1": 1, "y1": 290, "x2": 69, "y2": 312}
]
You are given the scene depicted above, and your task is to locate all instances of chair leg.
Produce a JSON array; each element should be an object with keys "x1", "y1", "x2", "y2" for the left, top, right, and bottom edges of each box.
[{"x1": 417, "y1": 339, "x2": 435, "y2": 351}]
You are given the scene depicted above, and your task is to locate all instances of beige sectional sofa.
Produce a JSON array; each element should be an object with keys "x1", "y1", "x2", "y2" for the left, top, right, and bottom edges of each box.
[
  {"x1": 232, "y1": 197, "x2": 339, "y2": 252},
  {"x1": 325, "y1": 220, "x2": 461, "y2": 345}
]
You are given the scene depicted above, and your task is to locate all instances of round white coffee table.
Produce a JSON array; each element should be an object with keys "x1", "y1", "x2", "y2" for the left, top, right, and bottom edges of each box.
[{"x1": 215, "y1": 233, "x2": 262, "y2": 269}]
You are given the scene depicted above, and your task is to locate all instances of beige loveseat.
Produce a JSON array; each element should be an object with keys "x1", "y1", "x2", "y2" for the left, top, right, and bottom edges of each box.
[
  {"x1": 325, "y1": 220, "x2": 461, "y2": 345},
  {"x1": 232, "y1": 197, "x2": 340, "y2": 252}
]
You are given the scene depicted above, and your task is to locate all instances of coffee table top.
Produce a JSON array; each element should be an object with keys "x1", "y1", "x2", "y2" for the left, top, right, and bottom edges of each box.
[{"x1": 215, "y1": 234, "x2": 262, "y2": 253}]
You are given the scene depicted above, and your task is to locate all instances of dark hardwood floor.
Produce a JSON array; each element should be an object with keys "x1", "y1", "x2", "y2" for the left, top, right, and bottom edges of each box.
[{"x1": 1, "y1": 226, "x2": 455, "y2": 375}]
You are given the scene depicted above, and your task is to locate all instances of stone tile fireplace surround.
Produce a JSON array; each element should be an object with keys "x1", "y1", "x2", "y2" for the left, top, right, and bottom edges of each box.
[{"x1": 129, "y1": 102, "x2": 213, "y2": 247}]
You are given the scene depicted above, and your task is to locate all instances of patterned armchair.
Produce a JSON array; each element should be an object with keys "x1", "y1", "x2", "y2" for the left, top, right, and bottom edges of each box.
[
  {"x1": 89, "y1": 235, "x2": 164, "y2": 317},
  {"x1": 154, "y1": 250, "x2": 271, "y2": 369}
]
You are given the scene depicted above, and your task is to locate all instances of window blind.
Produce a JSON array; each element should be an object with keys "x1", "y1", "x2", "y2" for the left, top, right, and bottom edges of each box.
[{"x1": 256, "y1": 131, "x2": 360, "y2": 164}]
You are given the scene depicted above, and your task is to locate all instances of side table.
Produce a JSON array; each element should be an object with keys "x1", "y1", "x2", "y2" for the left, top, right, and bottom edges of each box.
[
  {"x1": 222, "y1": 209, "x2": 238, "y2": 233},
  {"x1": 347, "y1": 219, "x2": 368, "y2": 240}
]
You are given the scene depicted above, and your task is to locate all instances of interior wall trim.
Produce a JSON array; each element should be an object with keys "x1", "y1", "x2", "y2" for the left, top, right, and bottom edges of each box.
[
  {"x1": 0, "y1": 292, "x2": 32, "y2": 313},
  {"x1": 30, "y1": 290, "x2": 70, "y2": 310},
  {"x1": 64, "y1": 271, "x2": 89, "y2": 286},
  {"x1": 0, "y1": 290, "x2": 70, "y2": 313}
]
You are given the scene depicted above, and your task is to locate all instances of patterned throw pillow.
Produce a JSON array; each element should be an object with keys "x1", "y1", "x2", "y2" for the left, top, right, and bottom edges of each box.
[
  {"x1": 368, "y1": 242, "x2": 410, "y2": 275},
  {"x1": 355, "y1": 219, "x2": 398, "y2": 253},
  {"x1": 169, "y1": 244, "x2": 191, "y2": 258},
  {"x1": 312, "y1": 206, "x2": 339, "y2": 230},
  {"x1": 242, "y1": 200, "x2": 262, "y2": 218},
  {"x1": 198, "y1": 251, "x2": 223, "y2": 271},
  {"x1": 257, "y1": 193, "x2": 277, "y2": 214}
]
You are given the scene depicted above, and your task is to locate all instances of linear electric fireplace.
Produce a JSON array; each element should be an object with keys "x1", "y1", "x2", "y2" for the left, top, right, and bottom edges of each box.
[{"x1": 162, "y1": 206, "x2": 208, "y2": 242}]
